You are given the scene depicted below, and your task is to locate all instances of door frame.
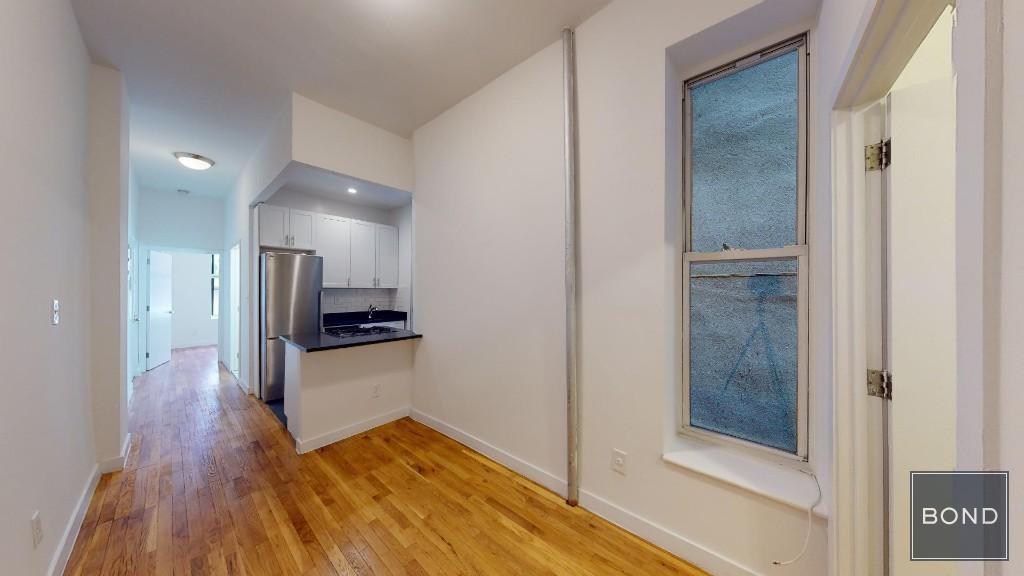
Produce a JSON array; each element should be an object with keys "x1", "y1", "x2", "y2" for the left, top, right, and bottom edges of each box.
[
  {"x1": 830, "y1": 1, "x2": 995, "y2": 575},
  {"x1": 230, "y1": 242, "x2": 241, "y2": 377},
  {"x1": 142, "y1": 245, "x2": 223, "y2": 369}
]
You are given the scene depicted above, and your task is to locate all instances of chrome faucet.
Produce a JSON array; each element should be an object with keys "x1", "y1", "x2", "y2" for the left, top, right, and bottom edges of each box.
[{"x1": 367, "y1": 305, "x2": 378, "y2": 319}]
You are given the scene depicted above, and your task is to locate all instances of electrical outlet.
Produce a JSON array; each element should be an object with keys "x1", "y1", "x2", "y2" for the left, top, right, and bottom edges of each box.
[
  {"x1": 371, "y1": 383, "x2": 381, "y2": 398},
  {"x1": 31, "y1": 511, "x2": 42, "y2": 548},
  {"x1": 51, "y1": 299, "x2": 60, "y2": 326},
  {"x1": 611, "y1": 449, "x2": 628, "y2": 475}
]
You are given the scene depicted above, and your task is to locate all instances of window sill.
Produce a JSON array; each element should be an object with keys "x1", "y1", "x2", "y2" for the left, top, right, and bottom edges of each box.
[{"x1": 663, "y1": 437, "x2": 828, "y2": 518}]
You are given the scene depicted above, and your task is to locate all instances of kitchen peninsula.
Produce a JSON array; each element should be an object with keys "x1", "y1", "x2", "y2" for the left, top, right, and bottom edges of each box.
[{"x1": 280, "y1": 327, "x2": 421, "y2": 453}]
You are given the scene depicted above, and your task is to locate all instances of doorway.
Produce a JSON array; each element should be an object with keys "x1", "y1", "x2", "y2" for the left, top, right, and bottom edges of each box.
[
  {"x1": 146, "y1": 250, "x2": 223, "y2": 370},
  {"x1": 229, "y1": 243, "x2": 241, "y2": 378},
  {"x1": 834, "y1": 6, "x2": 958, "y2": 576},
  {"x1": 147, "y1": 250, "x2": 173, "y2": 369}
]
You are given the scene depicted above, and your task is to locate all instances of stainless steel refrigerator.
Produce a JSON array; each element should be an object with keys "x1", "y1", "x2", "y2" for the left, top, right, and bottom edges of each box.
[{"x1": 261, "y1": 252, "x2": 322, "y2": 402}]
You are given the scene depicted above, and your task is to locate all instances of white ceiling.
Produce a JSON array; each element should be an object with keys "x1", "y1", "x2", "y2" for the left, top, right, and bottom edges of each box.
[{"x1": 70, "y1": 0, "x2": 609, "y2": 198}]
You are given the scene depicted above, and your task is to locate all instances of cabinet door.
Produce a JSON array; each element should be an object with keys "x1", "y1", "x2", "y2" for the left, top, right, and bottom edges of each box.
[
  {"x1": 289, "y1": 209, "x2": 316, "y2": 250},
  {"x1": 349, "y1": 220, "x2": 377, "y2": 288},
  {"x1": 316, "y1": 215, "x2": 351, "y2": 288},
  {"x1": 375, "y1": 224, "x2": 399, "y2": 288},
  {"x1": 259, "y1": 204, "x2": 289, "y2": 248}
]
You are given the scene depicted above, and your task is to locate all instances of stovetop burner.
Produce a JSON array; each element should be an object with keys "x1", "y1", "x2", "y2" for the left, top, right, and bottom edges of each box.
[{"x1": 325, "y1": 325, "x2": 399, "y2": 338}]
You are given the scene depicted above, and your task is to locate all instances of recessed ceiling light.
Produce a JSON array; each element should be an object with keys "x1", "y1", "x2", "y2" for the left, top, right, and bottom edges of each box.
[
  {"x1": 347, "y1": 187, "x2": 358, "y2": 194},
  {"x1": 173, "y1": 151, "x2": 215, "y2": 171}
]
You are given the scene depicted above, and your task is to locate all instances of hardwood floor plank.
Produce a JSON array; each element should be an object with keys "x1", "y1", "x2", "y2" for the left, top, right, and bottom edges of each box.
[{"x1": 64, "y1": 347, "x2": 707, "y2": 576}]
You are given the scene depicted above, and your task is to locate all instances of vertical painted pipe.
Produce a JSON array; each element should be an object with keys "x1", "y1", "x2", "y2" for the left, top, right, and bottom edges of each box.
[{"x1": 562, "y1": 27, "x2": 580, "y2": 507}]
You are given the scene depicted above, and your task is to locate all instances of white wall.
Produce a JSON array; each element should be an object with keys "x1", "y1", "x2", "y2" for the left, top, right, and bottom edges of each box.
[
  {"x1": 138, "y1": 188, "x2": 226, "y2": 252},
  {"x1": 87, "y1": 63, "x2": 131, "y2": 474},
  {"x1": 127, "y1": 166, "x2": 142, "y2": 401},
  {"x1": 394, "y1": 201, "x2": 413, "y2": 313},
  {"x1": 411, "y1": 40, "x2": 568, "y2": 494},
  {"x1": 171, "y1": 252, "x2": 220, "y2": 349},
  {"x1": 292, "y1": 94, "x2": 415, "y2": 193},
  {"x1": 994, "y1": 1, "x2": 1021, "y2": 574},
  {"x1": 569, "y1": 2, "x2": 830, "y2": 574},
  {"x1": 0, "y1": 1, "x2": 101, "y2": 574}
]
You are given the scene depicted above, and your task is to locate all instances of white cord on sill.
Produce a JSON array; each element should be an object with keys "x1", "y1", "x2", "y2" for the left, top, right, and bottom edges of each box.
[{"x1": 772, "y1": 470, "x2": 822, "y2": 567}]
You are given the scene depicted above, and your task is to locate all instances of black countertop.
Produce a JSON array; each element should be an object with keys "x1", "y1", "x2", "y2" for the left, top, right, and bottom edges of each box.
[
  {"x1": 280, "y1": 329, "x2": 422, "y2": 353},
  {"x1": 323, "y1": 310, "x2": 407, "y2": 328}
]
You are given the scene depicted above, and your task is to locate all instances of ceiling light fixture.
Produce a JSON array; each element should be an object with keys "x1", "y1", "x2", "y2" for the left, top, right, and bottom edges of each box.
[
  {"x1": 347, "y1": 187, "x2": 358, "y2": 194},
  {"x1": 173, "y1": 151, "x2": 215, "y2": 171}
]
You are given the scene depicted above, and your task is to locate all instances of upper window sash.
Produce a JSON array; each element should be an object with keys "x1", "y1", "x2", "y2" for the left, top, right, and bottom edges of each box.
[{"x1": 683, "y1": 35, "x2": 808, "y2": 255}]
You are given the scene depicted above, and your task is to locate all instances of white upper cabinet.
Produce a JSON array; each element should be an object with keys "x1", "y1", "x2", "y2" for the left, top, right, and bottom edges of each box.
[
  {"x1": 258, "y1": 204, "x2": 315, "y2": 249},
  {"x1": 375, "y1": 224, "x2": 399, "y2": 288},
  {"x1": 349, "y1": 220, "x2": 377, "y2": 288},
  {"x1": 259, "y1": 204, "x2": 401, "y2": 291},
  {"x1": 258, "y1": 204, "x2": 290, "y2": 248},
  {"x1": 289, "y1": 209, "x2": 316, "y2": 250},
  {"x1": 316, "y1": 214, "x2": 351, "y2": 287}
]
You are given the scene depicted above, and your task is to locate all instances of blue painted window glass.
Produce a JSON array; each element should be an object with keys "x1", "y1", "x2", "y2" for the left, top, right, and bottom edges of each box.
[
  {"x1": 689, "y1": 50, "x2": 799, "y2": 252},
  {"x1": 689, "y1": 259, "x2": 798, "y2": 453}
]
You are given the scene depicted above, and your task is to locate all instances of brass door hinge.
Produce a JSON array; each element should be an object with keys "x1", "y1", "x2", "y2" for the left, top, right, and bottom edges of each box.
[
  {"x1": 867, "y1": 369, "x2": 892, "y2": 400},
  {"x1": 865, "y1": 139, "x2": 892, "y2": 171}
]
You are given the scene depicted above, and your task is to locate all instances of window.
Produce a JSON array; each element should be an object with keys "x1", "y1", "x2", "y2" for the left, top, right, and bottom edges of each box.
[
  {"x1": 682, "y1": 36, "x2": 808, "y2": 460},
  {"x1": 210, "y1": 253, "x2": 220, "y2": 319}
]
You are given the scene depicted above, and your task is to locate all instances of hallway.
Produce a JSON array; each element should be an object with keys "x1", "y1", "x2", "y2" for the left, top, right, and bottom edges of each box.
[{"x1": 63, "y1": 347, "x2": 705, "y2": 575}]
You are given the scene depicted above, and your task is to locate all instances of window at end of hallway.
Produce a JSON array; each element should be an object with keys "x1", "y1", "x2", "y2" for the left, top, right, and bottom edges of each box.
[
  {"x1": 211, "y1": 253, "x2": 220, "y2": 319},
  {"x1": 681, "y1": 35, "x2": 809, "y2": 462}
]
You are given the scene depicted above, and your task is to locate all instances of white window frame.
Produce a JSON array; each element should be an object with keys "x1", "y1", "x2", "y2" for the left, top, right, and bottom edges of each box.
[{"x1": 680, "y1": 35, "x2": 810, "y2": 463}]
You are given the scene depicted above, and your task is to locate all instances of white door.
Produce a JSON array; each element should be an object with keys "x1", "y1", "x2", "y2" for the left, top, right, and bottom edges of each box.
[
  {"x1": 887, "y1": 9, "x2": 956, "y2": 574},
  {"x1": 862, "y1": 9, "x2": 956, "y2": 575},
  {"x1": 317, "y1": 214, "x2": 352, "y2": 287},
  {"x1": 147, "y1": 250, "x2": 173, "y2": 370},
  {"x1": 290, "y1": 209, "x2": 316, "y2": 250},
  {"x1": 259, "y1": 204, "x2": 289, "y2": 248},
  {"x1": 350, "y1": 220, "x2": 376, "y2": 288},
  {"x1": 375, "y1": 224, "x2": 399, "y2": 288},
  {"x1": 229, "y1": 244, "x2": 240, "y2": 377}
]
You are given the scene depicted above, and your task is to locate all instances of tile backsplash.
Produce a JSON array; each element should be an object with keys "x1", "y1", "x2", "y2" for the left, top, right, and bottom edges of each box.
[{"x1": 323, "y1": 288, "x2": 404, "y2": 313}]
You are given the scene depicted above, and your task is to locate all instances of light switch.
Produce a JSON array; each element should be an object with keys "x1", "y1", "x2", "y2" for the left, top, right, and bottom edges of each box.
[{"x1": 51, "y1": 299, "x2": 60, "y2": 326}]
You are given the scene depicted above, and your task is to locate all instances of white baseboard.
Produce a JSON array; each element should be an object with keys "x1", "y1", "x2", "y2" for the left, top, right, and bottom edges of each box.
[
  {"x1": 98, "y1": 432, "x2": 131, "y2": 474},
  {"x1": 410, "y1": 409, "x2": 568, "y2": 498},
  {"x1": 296, "y1": 407, "x2": 410, "y2": 454},
  {"x1": 47, "y1": 464, "x2": 101, "y2": 576},
  {"x1": 579, "y1": 490, "x2": 760, "y2": 576}
]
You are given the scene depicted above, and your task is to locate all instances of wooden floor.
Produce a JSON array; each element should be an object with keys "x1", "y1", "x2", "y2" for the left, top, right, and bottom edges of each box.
[{"x1": 65, "y1": 346, "x2": 706, "y2": 575}]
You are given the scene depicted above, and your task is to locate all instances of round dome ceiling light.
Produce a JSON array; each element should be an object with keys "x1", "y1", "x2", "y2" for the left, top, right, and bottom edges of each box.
[
  {"x1": 173, "y1": 152, "x2": 215, "y2": 171},
  {"x1": 347, "y1": 187, "x2": 358, "y2": 194}
]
